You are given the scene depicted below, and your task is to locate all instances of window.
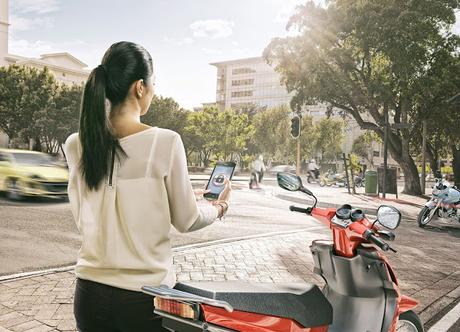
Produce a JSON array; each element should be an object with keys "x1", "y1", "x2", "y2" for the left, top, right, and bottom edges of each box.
[
  {"x1": 232, "y1": 67, "x2": 256, "y2": 75},
  {"x1": 231, "y1": 90, "x2": 253, "y2": 98},
  {"x1": 232, "y1": 79, "x2": 254, "y2": 86}
]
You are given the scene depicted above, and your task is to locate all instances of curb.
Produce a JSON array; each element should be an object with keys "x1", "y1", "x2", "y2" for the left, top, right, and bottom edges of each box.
[{"x1": 0, "y1": 228, "x2": 318, "y2": 283}]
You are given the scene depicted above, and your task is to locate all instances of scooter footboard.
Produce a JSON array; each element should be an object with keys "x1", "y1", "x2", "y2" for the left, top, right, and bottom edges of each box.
[{"x1": 311, "y1": 241, "x2": 398, "y2": 332}]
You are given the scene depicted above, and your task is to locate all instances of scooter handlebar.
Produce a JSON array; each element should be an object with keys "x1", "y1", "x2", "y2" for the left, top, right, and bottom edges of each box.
[
  {"x1": 363, "y1": 230, "x2": 390, "y2": 251},
  {"x1": 289, "y1": 205, "x2": 312, "y2": 214}
]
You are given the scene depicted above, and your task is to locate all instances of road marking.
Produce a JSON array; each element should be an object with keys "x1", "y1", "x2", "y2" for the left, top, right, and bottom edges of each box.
[{"x1": 428, "y1": 300, "x2": 460, "y2": 332}]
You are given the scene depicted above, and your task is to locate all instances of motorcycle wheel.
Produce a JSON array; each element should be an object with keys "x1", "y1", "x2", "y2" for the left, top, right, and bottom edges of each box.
[
  {"x1": 307, "y1": 176, "x2": 313, "y2": 184},
  {"x1": 417, "y1": 207, "x2": 433, "y2": 228},
  {"x1": 396, "y1": 310, "x2": 424, "y2": 332}
]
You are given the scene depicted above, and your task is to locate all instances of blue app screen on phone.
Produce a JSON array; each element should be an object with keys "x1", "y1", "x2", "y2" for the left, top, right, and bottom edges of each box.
[{"x1": 207, "y1": 164, "x2": 234, "y2": 196}]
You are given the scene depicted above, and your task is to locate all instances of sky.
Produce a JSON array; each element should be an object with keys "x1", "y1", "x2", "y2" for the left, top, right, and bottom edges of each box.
[
  {"x1": 7, "y1": 0, "x2": 460, "y2": 110},
  {"x1": 7, "y1": 0, "x2": 307, "y2": 109}
]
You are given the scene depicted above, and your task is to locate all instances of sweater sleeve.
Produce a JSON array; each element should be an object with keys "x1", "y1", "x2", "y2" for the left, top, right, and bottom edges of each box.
[{"x1": 165, "y1": 134, "x2": 217, "y2": 233}]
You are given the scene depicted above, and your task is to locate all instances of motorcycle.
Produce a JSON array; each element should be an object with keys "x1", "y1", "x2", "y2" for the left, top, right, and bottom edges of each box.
[
  {"x1": 306, "y1": 169, "x2": 320, "y2": 184},
  {"x1": 319, "y1": 170, "x2": 345, "y2": 187},
  {"x1": 354, "y1": 175, "x2": 365, "y2": 188},
  {"x1": 417, "y1": 178, "x2": 460, "y2": 228},
  {"x1": 142, "y1": 172, "x2": 423, "y2": 332}
]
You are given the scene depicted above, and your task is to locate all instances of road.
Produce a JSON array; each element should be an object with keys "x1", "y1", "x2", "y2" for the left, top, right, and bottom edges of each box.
[
  {"x1": 1, "y1": 183, "x2": 459, "y2": 328},
  {"x1": 0, "y1": 186, "x2": 314, "y2": 276}
]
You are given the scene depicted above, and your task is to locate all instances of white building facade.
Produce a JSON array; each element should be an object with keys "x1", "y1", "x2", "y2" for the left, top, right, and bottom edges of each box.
[{"x1": 211, "y1": 57, "x2": 293, "y2": 111}]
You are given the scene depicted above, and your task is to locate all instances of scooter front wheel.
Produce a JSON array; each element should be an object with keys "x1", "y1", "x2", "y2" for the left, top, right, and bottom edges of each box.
[
  {"x1": 396, "y1": 310, "x2": 424, "y2": 332},
  {"x1": 417, "y1": 207, "x2": 433, "y2": 228}
]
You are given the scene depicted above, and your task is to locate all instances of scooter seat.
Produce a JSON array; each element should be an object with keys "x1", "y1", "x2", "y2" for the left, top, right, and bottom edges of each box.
[{"x1": 175, "y1": 281, "x2": 332, "y2": 328}]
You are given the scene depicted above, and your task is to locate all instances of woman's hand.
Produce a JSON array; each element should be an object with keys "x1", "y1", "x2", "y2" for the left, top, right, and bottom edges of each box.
[
  {"x1": 193, "y1": 188, "x2": 210, "y2": 201},
  {"x1": 212, "y1": 179, "x2": 231, "y2": 219},
  {"x1": 217, "y1": 179, "x2": 231, "y2": 202}
]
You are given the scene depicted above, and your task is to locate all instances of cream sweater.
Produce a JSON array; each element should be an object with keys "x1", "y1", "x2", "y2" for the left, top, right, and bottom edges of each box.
[{"x1": 64, "y1": 127, "x2": 217, "y2": 291}]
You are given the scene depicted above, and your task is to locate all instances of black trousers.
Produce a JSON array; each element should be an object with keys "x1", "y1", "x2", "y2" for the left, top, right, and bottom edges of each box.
[{"x1": 74, "y1": 278, "x2": 168, "y2": 332}]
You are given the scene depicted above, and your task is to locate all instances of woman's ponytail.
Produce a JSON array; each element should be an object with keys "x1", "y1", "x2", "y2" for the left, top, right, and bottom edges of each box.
[
  {"x1": 77, "y1": 41, "x2": 153, "y2": 191},
  {"x1": 79, "y1": 65, "x2": 117, "y2": 191}
]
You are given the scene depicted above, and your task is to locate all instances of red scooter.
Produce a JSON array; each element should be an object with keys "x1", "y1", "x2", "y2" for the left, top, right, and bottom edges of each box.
[{"x1": 142, "y1": 172, "x2": 423, "y2": 332}]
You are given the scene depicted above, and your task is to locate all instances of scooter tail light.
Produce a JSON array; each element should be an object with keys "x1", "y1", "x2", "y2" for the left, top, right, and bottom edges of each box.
[{"x1": 154, "y1": 298, "x2": 199, "y2": 320}]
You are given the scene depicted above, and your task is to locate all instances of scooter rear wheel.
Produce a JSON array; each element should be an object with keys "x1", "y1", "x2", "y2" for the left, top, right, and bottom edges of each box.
[{"x1": 396, "y1": 310, "x2": 424, "y2": 332}]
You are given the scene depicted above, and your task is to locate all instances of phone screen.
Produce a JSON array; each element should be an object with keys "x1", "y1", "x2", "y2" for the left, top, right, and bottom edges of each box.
[{"x1": 204, "y1": 162, "x2": 235, "y2": 200}]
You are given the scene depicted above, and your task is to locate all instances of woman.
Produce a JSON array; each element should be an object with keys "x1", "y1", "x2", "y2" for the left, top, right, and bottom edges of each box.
[{"x1": 64, "y1": 41, "x2": 231, "y2": 332}]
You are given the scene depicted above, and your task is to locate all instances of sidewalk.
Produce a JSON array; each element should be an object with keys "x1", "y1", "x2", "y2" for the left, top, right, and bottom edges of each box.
[{"x1": 0, "y1": 230, "x2": 459, "y2": 331}]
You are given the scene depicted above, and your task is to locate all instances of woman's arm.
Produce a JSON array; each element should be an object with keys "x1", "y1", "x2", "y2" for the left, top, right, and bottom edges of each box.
[{"x1": 165, "y1": 134, "x2": 227, "y2": 233}]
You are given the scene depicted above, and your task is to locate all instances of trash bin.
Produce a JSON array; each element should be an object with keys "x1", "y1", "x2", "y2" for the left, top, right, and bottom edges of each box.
[{"x1": 365, "y1": 170, "x2": 378, "y2": 195}]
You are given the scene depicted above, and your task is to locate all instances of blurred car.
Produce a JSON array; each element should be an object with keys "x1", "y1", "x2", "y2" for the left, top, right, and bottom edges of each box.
[
  {"x1": 267, "y1": 165, "x2": 296, "y2": 175},
  {"x1": 0, "y1": 148, "x2": 68, "y2": 200}
]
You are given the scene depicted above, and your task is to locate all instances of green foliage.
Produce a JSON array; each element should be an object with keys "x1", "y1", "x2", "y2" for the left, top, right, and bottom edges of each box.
[
  {"x1": 39, "y1": 84, "x2": 83, "y2": 154},
  {"x1": 185, "y1": 107, "x2": 255, "y2": 166},
  {"x1": 314, "y1": 118, "x2": 344, "y2": 162},
  {"x1": 352, "y1": 131, "x2": 381, "y2": 167},
  {"x1": 142, "y1": 95, "x2": 188, "y2": 136},
  {"x1": 0, "y1": 65, "x2": 57, "y2": 144},
  {"x1": 264, "y1": 0, "x2": 460, "y2": 195}
]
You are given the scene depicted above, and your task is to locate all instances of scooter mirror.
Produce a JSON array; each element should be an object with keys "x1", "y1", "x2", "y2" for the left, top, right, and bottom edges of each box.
[
  {"x1": 376, "y1": 205, "x2": 401, "y2": 230},
  {"x1": 277, "y1": 172, "x2": 302, "y2": 192}
]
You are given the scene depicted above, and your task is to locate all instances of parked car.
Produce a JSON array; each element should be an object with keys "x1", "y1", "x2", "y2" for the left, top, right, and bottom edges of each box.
[
  {"x1": 267, "y1": 165, "x2": 296, "y2": 175},
  {"x1": 0, "y1": 148, "x2": 69, "y2": 200}
]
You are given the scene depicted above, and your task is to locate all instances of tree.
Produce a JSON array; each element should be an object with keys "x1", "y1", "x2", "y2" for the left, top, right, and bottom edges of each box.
[
  {"x1": 185, "y1": 107, "x2": 255, "y2": 167},
  {"x1": 142, "y1": 95, "x2": 189, "y2": 136},
  {"x1": 39, "y1": 84, "x2": 83, "y2": 155},
  {"x1": 313, "y1": 118, "x2": 344, "y2": 163},
  {"x1": 264, "y1": 0, "x2": 460, "y2": 195},
  {"x1": 0, "y1": 65, "x2": 57, "y2": 149},
  {"x1": 352, "y1": 131, "x2": 382, "y2": 169},
  {"x1": 252, "y1": 106, "x2": 322, "y2": 164}
]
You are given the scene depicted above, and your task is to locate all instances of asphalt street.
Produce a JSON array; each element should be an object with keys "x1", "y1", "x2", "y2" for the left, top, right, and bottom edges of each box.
[
  {"x1": 1, "y1": 184, "x2": 460, "y2": 329},
  {"x1": 0, "y1": 186, "x2": 316, "y2": 276}
]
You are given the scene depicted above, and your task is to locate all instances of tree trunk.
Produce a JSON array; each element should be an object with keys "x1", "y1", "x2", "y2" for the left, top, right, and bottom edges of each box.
[
  {"x1": 426, "y1": 142, "x2": 441, "y2": 179},
  {"x1": 452, "y1": 145, "x2": 460, "y2": 188},
  {"x1": 386, "y1": 132, "x2": 422, "y2": 195}
]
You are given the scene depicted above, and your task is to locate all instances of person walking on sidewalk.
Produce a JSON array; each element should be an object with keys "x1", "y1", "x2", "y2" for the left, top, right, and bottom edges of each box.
[
  {"x1": 249, "y1": 155, "x2": 266, "y2": 189},
  {"x1": 64, "y1": 41, "x2": 231, "y2": 332}
]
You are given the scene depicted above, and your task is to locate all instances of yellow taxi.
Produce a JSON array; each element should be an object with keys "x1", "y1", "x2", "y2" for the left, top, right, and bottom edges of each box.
[{"x1": 0, "y1": 148, "x2": 69, "y2": 200}]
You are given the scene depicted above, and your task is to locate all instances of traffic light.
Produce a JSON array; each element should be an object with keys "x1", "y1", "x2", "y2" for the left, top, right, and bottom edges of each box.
[{"x1": 290, "y1": 115, "x2": 300, "y2": 139}]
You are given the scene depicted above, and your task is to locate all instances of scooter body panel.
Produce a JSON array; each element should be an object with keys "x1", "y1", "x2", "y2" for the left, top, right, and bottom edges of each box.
[{"x1": 311, "y1": 241, "x2": 398, "y2": 332}]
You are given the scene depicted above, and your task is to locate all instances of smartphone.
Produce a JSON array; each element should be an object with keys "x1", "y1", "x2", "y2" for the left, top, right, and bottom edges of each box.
[{"x1": 204, "y1": 161, "x2": 236, "y2": 200}]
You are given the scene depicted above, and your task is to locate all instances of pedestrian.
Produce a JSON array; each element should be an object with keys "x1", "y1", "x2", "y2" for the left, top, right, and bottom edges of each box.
[
  {"x1": 249, "y1": 155, "x2": 266, "y2": 189},
  {"x1": 64, "y1": 41, "x2": 231, "y2": 332},
  {"x1": 308, "y1": 159, "x2": 320, "y2": 180}
]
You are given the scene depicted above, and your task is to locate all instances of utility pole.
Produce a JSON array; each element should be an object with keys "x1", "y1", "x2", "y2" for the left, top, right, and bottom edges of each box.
[
  {"x1": 421, "y1": 120, "x2": 427, "y2": 194},
  {"x1": 382, "y1": 107, "x2": 389, "y2": 199},
  {"x1": 296, "y1": 140, "x2": 301, "y2": 176}
]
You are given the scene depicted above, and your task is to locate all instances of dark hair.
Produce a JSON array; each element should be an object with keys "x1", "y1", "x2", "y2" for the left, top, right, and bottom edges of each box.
[{"x1": 79, "y1": 41, "x2": 154, "y2": 190}]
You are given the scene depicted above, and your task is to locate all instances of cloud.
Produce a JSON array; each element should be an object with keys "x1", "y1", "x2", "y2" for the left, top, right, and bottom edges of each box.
[
  {"x1": 10, "y1": 14, "x2": 54, "y2": 31},
  {"x1": 163, "y1": 36, "x2": 194, "y2": 46},
  {"x1": 11, "y1": 0, "x2": 60, "y2": 14},
  {"x1": 190, "y1": 19, "x2": 234, "y2": 39}
]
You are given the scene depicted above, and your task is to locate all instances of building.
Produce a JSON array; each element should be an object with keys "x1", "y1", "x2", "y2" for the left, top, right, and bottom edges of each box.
[
  {"x1": 0, "y1": 0, "x2": 89, "y2": 147},
  {"x1": 211, "y1": 57, "x2": 293, "y2": 111}
]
